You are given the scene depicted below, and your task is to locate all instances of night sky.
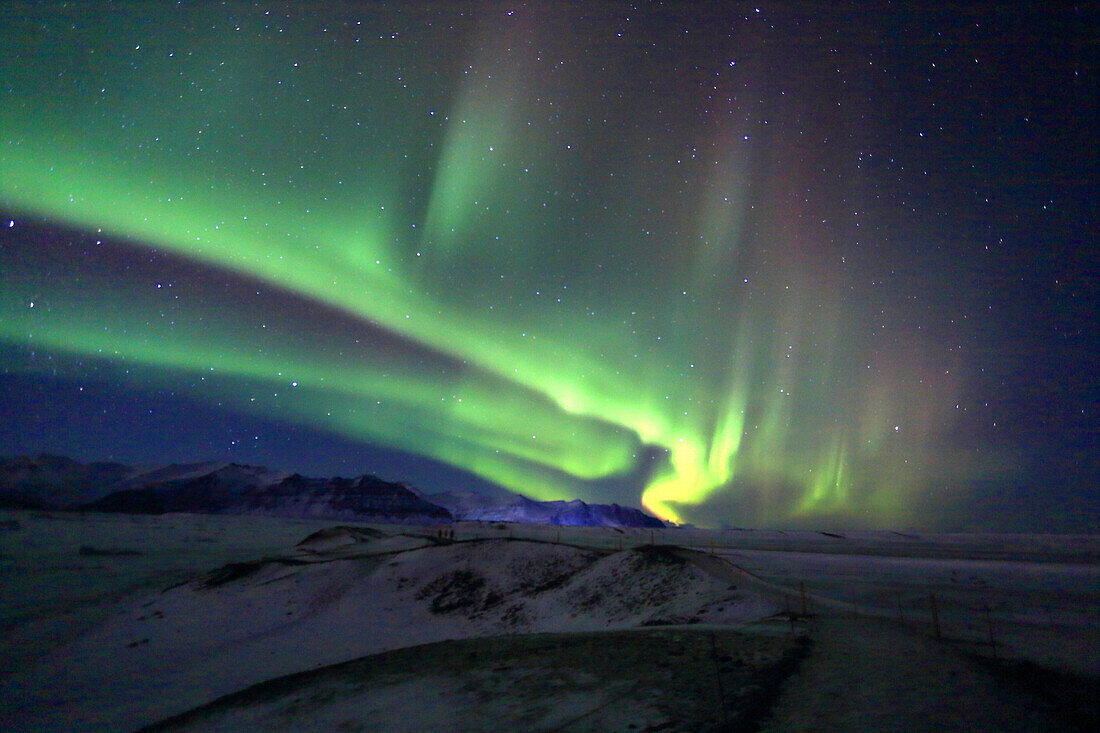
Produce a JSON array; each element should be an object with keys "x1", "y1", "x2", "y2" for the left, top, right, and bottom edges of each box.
[{"x1": 1, "y1": 3, "x2": 1096, "y2": 531}]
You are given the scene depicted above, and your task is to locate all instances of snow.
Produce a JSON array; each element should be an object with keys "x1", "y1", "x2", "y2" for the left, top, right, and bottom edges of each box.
[
  {"x1": 0, "y1": 519, "x2": 776, "y2": 730},
  {"x1": 1, "y1": 511, "x2": 1097, "y2": 731},
  {"x1": 759, "y1": 616, "x2": 1067, "y2": 732}
]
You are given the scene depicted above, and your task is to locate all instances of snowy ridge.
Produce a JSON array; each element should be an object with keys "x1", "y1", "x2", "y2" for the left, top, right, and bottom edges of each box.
[{"x1": 1, "y1": 529, "x2": 774, "y2": 730}]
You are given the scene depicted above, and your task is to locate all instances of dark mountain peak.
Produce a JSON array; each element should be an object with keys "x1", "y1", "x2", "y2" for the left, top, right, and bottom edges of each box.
[
  {"x1": 0, "y1": 453, "x2": 132, "y2": 508},
  {"x1": 274, "y1": 473, "x2": 321, "y2": 491},
  {"x1": 0, "y1": 455, "x2": 40, "y2": 475},
  {"x1": 1, "y1": 453, "x2": 83, "y2": 476},
  {"x1": 428, "y1": 490, "x2": 663, "y2": 528},
  {"x1": 31, "y1": 453, "x2": 85, "y2": 471},
  {"x1": 354, "y1": 473, "x2": 413, "y2": 491},
  {"x1": 2, "y1": 453, "x2": 658, "y2": 527}
]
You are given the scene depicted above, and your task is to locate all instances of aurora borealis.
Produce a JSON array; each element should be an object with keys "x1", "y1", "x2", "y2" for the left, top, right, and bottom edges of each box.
[{"x1": 1, "y1": 3, "x2": 1095, "y2": 530}]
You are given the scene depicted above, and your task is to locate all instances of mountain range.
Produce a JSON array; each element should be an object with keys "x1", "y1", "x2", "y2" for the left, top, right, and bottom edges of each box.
[{"x1": 0, "y1": 454, "x2": 664, "y2": 528}]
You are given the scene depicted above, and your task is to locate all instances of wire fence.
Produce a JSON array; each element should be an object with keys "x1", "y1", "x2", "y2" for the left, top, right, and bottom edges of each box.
[{"x1": 406, "y1": 520, "x2": 1099, "y2": 673}]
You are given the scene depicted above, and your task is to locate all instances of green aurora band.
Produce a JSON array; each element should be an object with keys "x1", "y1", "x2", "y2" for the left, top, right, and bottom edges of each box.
[{"x1": 0, "y1": 6, "x2": 987, "y2": 526}]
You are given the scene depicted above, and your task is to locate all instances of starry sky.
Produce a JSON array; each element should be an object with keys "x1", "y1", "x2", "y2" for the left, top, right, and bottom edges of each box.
[{"x1": 1, "y1": 3, "x2": 1096, "y2": 531}]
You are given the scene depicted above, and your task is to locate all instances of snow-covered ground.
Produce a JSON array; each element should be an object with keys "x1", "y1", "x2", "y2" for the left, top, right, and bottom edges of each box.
[
  {"x1": 1, "y1": 511, "x2": 1097, "y2": 731},
  {"x1": 0, "y1": 511, "x2": 372, "y2": 673},
  {"x1": 0, "y1": 514, "x2": 775, "y2": 730}
]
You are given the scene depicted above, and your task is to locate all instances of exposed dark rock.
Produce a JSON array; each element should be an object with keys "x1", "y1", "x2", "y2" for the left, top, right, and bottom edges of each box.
[
  {"x1": 1, "y1": 453, "x2": 659, "y2": 528},
  {"x1": 78, "y1": 545, "x2": 143, "y2": 557},
  {"x1": 426, "y1": 493, "x2": 664, "y2": 528},
  {"x1": 85, "y1": 470, "x2": 453, "y2": 523},
  {"x1": 295, "y1": 525, "x2": 387, "y2": 548},
  {"x1": 0, "y1": 453, "x2": 131, "y2": 508}
]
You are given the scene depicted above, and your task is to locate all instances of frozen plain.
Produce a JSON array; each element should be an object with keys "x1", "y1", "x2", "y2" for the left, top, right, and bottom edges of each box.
[{"x1": 1, "y1": 510, "x2": 1097, "y2": 731}]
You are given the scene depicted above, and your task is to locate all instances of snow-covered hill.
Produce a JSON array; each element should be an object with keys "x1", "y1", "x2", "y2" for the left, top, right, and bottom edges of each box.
[{"x1": 0, "y1": 528, "x2": 774, "y2": 730}]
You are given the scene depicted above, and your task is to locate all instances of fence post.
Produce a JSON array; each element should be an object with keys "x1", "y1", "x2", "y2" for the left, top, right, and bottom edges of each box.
[
  {"x1": 983, "y1": 604, "x2": 997, "y2": 659},
  {"x1": 709, "y1": 632, "x2": 728, "y2": 714},
  {"x1": 929, "y1": 593, "x2": 942, "y2": 640}
]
